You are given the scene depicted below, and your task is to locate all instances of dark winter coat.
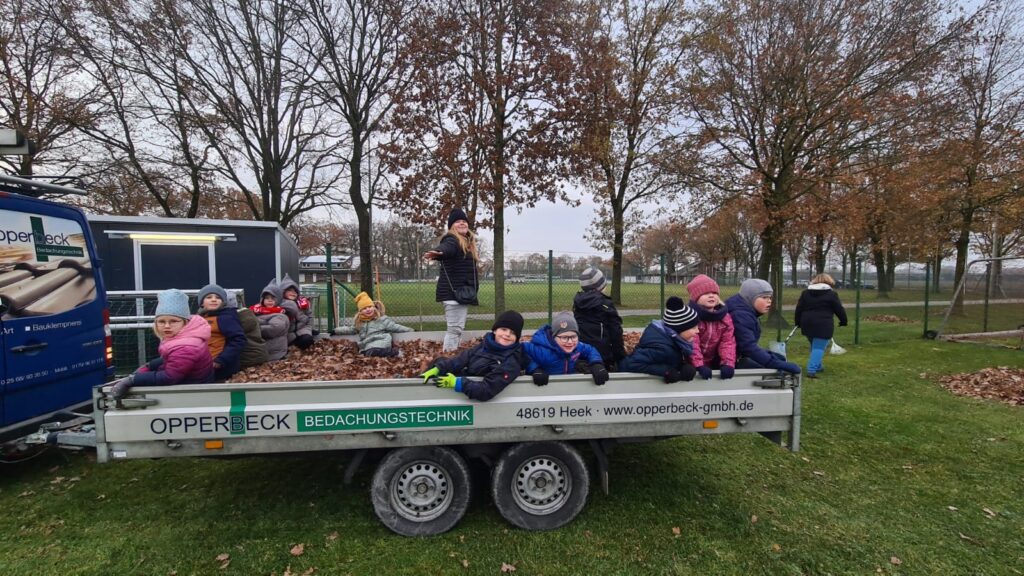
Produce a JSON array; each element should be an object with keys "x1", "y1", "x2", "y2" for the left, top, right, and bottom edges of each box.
[
  {"x1": 619, "y1": 320, "x2": 694, "y2": 376},
  {"x1": 433, "y1": 233, "x2": 479, "y2": 304},
  {"x1": 198, "y1": 305, "x2": 247, "y2": 379},
  {"x1": 523, "y1": 324, "x2": 603, "y2": 375},
  {"x1": 725, "y1": 294, "x2": 791, "y2": 370},
  {"x1": 433, "y1": 333, "x2": 525, "y2": 401},
  {"x1": 236, "y1": 307, "x2": 269, "y2": 368},
  {"x1": 794, "y1": 283, "x2": 848, "y2": 340},
  {"x1": 572, "y1": 289, "x2": 626, "y2": 367}
]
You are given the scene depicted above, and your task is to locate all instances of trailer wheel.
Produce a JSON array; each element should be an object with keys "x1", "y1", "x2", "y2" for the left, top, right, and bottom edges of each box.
[
  {"x1": 371, "y1": 446, "x2": 471, "y2": 536},
  {"x1": 491, "y1": 441, "x2": 589, "y2": 531}
]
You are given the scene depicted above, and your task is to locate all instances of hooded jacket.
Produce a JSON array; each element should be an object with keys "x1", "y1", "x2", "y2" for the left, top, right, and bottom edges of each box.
[
  {"x1": 725, "y1": 293, "x2": 790, "y2": 370},
  {"x1": 236, "y1": 307, "x2": 269, "y2": 368},
  {"x1": 433, "y1": 333, "x2": 525, "y2": 401},
  {"x1": 134, "y1": 315, "x2": 213, "y2": 386},
  {"x1": 619, "y1": 320, "x2": 694, "y2": 376},
  {"x1": 279, "y1": 274, "x2": 313, "y2": 338},
  {"x1": 572, "y1": 289, "x2": 625, "y2": 366},
  {"x1": 432, "y1": 233, "x2": 478, "y2": 304},
  {"x1": 251, "y1": 279, "x2": 290, "y2": 361},
  {"x1": 523, "y1": 324, "x2": 603, "y2": 375},
  {"x1": 688, "y1": 301, "x2": 737, "y2": 369},
  {"x1": 795, "y1": 283, "x2": 848, "y2": 340}
]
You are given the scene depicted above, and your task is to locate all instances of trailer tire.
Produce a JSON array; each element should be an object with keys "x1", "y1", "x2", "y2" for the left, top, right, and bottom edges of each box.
[
  {"x1": 371, "y1": 446, "x2": 471, "y2": 536},
  {"x1": 491, "y1": 441, "x2": 589, "y2": 531}
]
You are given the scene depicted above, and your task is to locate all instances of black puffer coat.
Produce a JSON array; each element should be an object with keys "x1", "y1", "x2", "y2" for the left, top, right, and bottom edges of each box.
[
  {"x1": 433, "y1": 233, "x2": 478, "y2": 305},
  {"x1": 573, "y1": 289, "x2": 625, "y2": 367},
  {"x1": 433, "y1": 333, "x2": 525, "y2": 401},
  {"x1": 794, "y1": 284, "x2": 848, "y2": 340}
]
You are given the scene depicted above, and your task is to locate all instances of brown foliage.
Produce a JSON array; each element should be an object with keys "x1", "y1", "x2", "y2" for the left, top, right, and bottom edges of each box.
[{"x1": 938, "y1": 367, "x2": 1024, "y2": 406}]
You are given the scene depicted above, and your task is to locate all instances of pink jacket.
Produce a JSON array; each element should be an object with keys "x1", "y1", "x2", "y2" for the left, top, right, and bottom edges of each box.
[
  {"x1": 690, "y1": 310, "x2": 737, "y2": 369},
  {"x1": 135, "y1": 315, "x2": 214, "y2": 386}
]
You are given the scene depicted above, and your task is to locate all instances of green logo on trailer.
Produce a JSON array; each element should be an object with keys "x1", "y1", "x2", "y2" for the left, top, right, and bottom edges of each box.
[{"x1": 297, "y1": 406, "x2": 474, "y2": 432}]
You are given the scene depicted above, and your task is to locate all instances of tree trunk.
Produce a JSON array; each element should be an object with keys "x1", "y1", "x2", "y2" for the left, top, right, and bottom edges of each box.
[
  {"x1": 813, "y1": 234, "x2": 826, "y2": 274},
  {"x1": 349, "y1": 138, "x2": 373, "y2": 294},
  {"x1": 610, "y1": 192, "x2": 625, "y2": 306},
  {"x1": 952, "y1": 210, "x2": 974, "y2": 314}
]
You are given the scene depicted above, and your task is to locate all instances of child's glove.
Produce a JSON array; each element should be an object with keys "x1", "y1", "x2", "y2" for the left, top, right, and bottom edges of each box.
[
  {"x1": 696, "y1": 366, "x2": 713, "y2": 380},
  {"x1": 532, "y1": 370, "x2": 549, "y2": 386},
  {"x1": 109, "y1": 375, "x2": 135, "y2": 399},
  {"x1": 573, "y1": 359, "x2": 590, "y2": 374},
  {"x1": 778, "y1": 362, "x2": 801, "y2": 375},
  {"x1": 590, "y1": 363, "x2": 609, "y2": 386},
  {"x1": 436, "y1": 373, "x2": 461, "y2": 390},
  {"x1": 719, "y1": 365, "x2": 735, "y2": 380},
  {"x1": 663, "y1": 369, "x2": 681, "y2": 384},
  {"x1": 679, "y1": 365, "x2": 697, "y2": 381},
  {"x1": 420, "y1": 366, "x2": 441, "y2": 384}
]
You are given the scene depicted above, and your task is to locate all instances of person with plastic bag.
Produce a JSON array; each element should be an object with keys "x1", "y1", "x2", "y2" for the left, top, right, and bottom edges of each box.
[{"x1": 794, "y1": 273, "x2": 848, "y2": 378}]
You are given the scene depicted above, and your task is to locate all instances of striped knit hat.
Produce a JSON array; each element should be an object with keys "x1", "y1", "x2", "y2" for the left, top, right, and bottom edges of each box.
[
  {"x1": 579, "y1": 266, "x2": 606, "y2": 291},
  {"x1": 663, "y1": 296, "x2": 699, "y2": 333}
]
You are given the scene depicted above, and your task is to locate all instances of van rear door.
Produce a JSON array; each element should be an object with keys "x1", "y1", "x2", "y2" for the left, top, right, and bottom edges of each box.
[{"x1": 0, "y1": 195, "x2": 108, "y2": 429}]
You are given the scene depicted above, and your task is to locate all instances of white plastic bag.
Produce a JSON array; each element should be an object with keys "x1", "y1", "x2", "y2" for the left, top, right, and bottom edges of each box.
[{"x1": 830, "y1": 338, "x2": 847, "y2": 355}]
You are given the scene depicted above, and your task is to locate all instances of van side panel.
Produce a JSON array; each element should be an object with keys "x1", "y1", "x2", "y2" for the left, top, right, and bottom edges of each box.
[{"x1": 0, "y1": 195, "x2": 108, "y2": 428}]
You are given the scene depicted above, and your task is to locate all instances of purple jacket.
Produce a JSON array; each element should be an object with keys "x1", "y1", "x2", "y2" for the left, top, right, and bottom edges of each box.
[{"x1": 134, "y1": 315, "x2": 214, "y2": 386}]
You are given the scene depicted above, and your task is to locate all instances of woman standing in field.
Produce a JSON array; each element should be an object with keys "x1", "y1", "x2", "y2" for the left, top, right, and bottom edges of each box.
[{"x1": 424, "y1": 208, "x2": 480, "y2": 352}]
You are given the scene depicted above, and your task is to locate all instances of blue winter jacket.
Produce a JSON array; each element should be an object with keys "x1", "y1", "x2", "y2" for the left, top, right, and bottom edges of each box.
[
  {"x1": 433, "y1": 333, "x2": 525, "y2": 401},
  {"x1": 725, "y1": 293, "x2": 788, "y2": 370},
  {"x1": 523, "y1": 325, "x2": 603, "y2": 375},
  {"x1": 618, "y1": 320, "x2": 694, "y2": 376}
]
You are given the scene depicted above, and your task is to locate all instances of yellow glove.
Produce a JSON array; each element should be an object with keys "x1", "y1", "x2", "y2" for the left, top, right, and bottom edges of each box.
[
  {"x1": 420, "y1": 366, "x2": 440, "y2": 384},
  {"x1": 436, "y1": 373, "x2": 460, "y2": 390}
]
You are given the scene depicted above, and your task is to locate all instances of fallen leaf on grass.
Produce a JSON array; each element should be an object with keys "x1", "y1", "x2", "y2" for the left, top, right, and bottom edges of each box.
[
  {"x1": 326, "y1": 531, "x2": 339, "y2": 542},
  {"x1": 215, "y1": 553, "x2": 230, "y2": 562},
  {"x1": 890, "y1": 556, "x2": 902, "y2": 565},
  {"x1": 812, "y1": 471, "x2": 825, "y2": 477},
  {"x1": 983, "y1": 508, "x2": 997, "y2": 519},
  {"x1": 671, "y1": 527, "x2": 681, "y2": 536},
  {"x1": 958, "y1": 532, "x2": 980, "y2": 545},
  {"x1": 461, "y1": 559, "x2": 469, "y2": 568},
  {"x1": 96, "y1": 494, "x2": 106, "y2": 501},
  {"x1": 50, "y1": 476, "x2": 66, "y2": 485},
  {"x1": 18, "y1": 490, "x2": 34, "y2": 497},
  {"x1": 751, "y1": 515, "x2": 759, "y2": 524},
  {"x1": 947, "y1": 506, "x2": 958, "y2": 511},
  {"x1": 290, "y1": 543, "x2": 306, "y2": 556},
  {"x1": 501, "y1": 562, "x2": 517, "y2": 573},
  {"x1": 771, "y1": 544, "x2": 782, "y2": 552}
]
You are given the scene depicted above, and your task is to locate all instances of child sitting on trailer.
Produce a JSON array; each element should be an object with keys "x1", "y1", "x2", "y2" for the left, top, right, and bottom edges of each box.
[
  {"x1": 420, "y1": 310, "x2": 526, "y2": 401},
  {"x1": 523, "y1": 311, "x2": 609, "y2": 386},
  {"x1": 336, "y1": 291, "x2": 413, "y2": 357},
  {"x1": 279, "y1": 273, "x2": 315, "y2": 350},
  {"x1": 108, "y1": 289, "x2": 213, "y2": 399},
  {"x1": 619, "y1": 297, "x2": 699, "y2": 383}
]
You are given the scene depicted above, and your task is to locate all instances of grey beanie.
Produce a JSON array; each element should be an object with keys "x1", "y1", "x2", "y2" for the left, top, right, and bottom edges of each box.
[
  {"x1": 154, "y1": 289, "x2": 191, "y2": 320},
  {"x1": 739, "y1": 278, "x2": 774, "y2": 308},
  {"x1": 579, "y1": 266, "x2": 606, "y2": 291},
  {"x1": 198, "y1": 284, "x2": 228, "y2": 309},
  {"x1": 551, "y1": 311, "x2": 579, "y2": 337}
]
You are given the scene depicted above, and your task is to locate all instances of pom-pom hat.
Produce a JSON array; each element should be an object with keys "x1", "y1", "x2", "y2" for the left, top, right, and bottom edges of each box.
[{"x1": 663, "y1": 296, "x2": 699, "y2": 333}]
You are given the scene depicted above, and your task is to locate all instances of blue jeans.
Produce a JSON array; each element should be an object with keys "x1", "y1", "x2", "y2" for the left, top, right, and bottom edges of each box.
[{"x1": 807, "y1": 338, "x2": 829, "y2": 375}]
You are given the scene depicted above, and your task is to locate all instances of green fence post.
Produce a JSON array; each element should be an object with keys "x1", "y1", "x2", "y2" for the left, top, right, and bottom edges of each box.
[
  {"x1": 854, "y1": 258, "x2": 862, "y2": 344},
  {"x1": 983, "y1": 262, "x2": 991, "y2": 332},
  {"x1": 547, "y1": 250, "x2": 553, "y2": 325},
  {"x1": 659, "y1": 254, "x2": 665, "y2": 312},
  {"x1": 923, "y1": 261, "x2": 930, "y2": 338},
  {"x1": 326, "y1": 243, "x2": 335, "y2": 334}
]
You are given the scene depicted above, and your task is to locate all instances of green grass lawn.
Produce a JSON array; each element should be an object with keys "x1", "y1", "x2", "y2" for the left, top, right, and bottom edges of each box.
[{"x1": 2, "y1": 321, "x2": 1022, "y2": 575}]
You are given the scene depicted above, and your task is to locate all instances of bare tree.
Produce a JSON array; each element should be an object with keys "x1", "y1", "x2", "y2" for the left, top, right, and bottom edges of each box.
[{"x1": 304, "y1": 0, "x2": 419, "y2": 293}]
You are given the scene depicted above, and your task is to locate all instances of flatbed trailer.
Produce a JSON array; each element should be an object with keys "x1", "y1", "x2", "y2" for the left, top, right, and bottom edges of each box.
[{"x1": 60, "y1": 369, "x2": 801, "y2": 535}]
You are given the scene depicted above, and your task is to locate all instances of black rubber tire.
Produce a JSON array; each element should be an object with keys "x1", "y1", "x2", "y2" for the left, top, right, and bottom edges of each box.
[
  {"x1": 370, "y1": 446, "x2": 471, "y2": 536},
  {"x1": 491, "y1": 441, "x2": 589, "y2": 531}
]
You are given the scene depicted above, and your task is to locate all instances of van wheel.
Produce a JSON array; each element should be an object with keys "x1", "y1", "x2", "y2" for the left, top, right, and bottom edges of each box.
[
  {"x1": 491, "y1": 441, "x2": 589, "y2": 531},
  {"x1": 371, "y1": 446, "x2": 471, "y2": 536}
]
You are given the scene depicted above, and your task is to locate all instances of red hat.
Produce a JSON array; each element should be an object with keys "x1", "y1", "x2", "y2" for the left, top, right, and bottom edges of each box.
[{"x1": 687, "y1": 274, "x2": 720, "y2": 301}]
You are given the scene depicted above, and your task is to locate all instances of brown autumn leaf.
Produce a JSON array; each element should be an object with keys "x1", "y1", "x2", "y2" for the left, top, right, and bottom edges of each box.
[
  {"x1": 890, "y1": 556, "x2": 902, "y2": 566},
  {"x1": 302, "y1": 569, "x2": 316, "y2": 576},
  {"x1": 937, "y1": 367, "x2": 1024, "y2": 406},
  {"x1": 501, "y1": 563, "x2": 517, "y2": 573},
  {"x1": 771, "y1": 544, "x2": 782, "y2": 552},
  {"x1": 290, "y1": 543, "x2": 305, "y2": 556},
  {"x1": 461, "y1": 559, "x2": 469, "y2": 568},
  {"x1": 326, "y1": 531, "x2": 339, "y2": 542},
  {"x1": 982, "y1": 507, "x2": 997, "y2": 519},
  {"x1": 215, "y1": 553, "x2": 230, "y2": 562},
  {"x1": 751, "y1": 515, "x2": 759, "y2": 524}
]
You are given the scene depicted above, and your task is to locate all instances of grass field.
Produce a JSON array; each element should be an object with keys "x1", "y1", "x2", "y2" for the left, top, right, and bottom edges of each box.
[{"x1": 2, "y1": 320, "x2": 1022, "y2": 575}]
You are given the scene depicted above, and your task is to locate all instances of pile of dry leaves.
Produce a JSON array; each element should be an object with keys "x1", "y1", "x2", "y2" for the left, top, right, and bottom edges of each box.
[
  {"x1": 937, "y1": 366, "x2": 1024, "y2": 406},
  {"x1": 227, "y1": 331, "x2": 644, "y2": 384},
  {"x1": 865, "y1": 314, "x2": 915, "y2": 323}
]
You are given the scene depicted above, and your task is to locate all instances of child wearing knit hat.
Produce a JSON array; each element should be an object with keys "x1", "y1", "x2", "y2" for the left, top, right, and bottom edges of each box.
[
  {"x1": 107, "y1": 289, "x2": 214, "y2": 399},
  {"x1": 618, "y1": 297, "x2": 699, "y2": 383},
  {"x1": 573, "y1": 266, "x2": 626, "y2": 369},
  {"x1": 725, "y1": 279, "x2": 801, "y2": 374},
  {"x1": 523, "y1": 311, "x2": 609, "y2": 386},
  {"x1": 197, "y1": 283, "x2": 247, "y2": 381},
  {"x1": 686, "y1": 275, "x2": 737, "y2": 380},
  {"x1": 420, "y1": 310, "x2": 527, "y2": 401},
  {"x1": 336, "y1": 291, "x2": 413, "y2": 357}
]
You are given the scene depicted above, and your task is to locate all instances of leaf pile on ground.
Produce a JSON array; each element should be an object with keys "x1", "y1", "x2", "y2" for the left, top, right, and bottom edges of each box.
[
  {"x1": 865, "y1": 314, "x2": 915, "y2": 323},
  {"x1": 937, "y1": 366, "x2": 1024, "y2": 406},
  {"x1": 226, "y1": 330, "x2": 644, "y2": 383},
  {"x1": 227, "y1": 338, "x2": 480, "y2": 383}
]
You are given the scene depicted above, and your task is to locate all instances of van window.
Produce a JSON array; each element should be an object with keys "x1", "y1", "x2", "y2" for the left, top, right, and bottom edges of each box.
[{"x1": 0, "y1": 209, "x2": 96, "y2": 316}]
